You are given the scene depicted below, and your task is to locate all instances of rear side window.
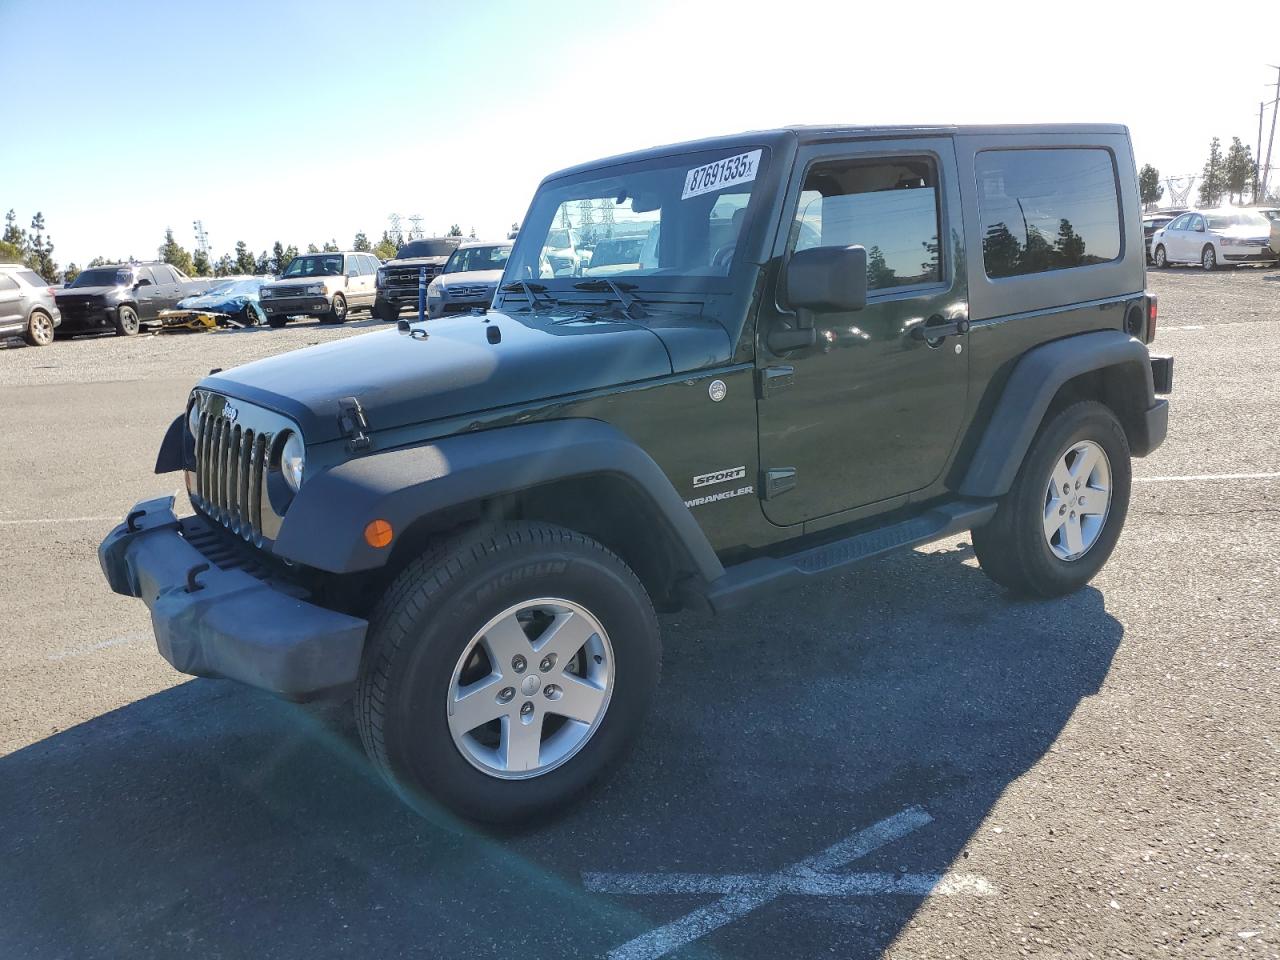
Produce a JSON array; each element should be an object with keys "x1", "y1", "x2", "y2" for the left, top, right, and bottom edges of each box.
[
  {"x1": 151, "y1": 265, "x2": 177, "y2": 284},
  {"x1": 976, "y1": 148, "x2": 1121, "y2": 279},
  {"x1": 17, "y1": 270, "x2": 47, "y2": 287},
  {"x1": 791, "y1": 155, "x2": 943, "y2": 292}
]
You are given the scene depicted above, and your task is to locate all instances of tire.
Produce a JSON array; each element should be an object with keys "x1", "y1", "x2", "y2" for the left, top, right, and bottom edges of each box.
[
  {"x1": 113, "y1": 305, "x2": 140, "y2": 337},
  {"x1": 374, "y1": 299, "x2": 398, "y2": 322},
  {"x1": 24, "y1": 309, "x2": 55, "y2": 346},
  {"x1": 324, "y1": 293, "x2": 347, "y2": 324},
  {"x1": 266, "y1": 314, "x2": 287, "y2": 329},
  {"x1": 1153, "y1": 245, "x2": 1168, "y2": 269},
  {"x1": 973, "y1": 400, "x2": 1131, "y2": 598},
  {"x1": 1202, "y1": 245, "x2": 1218, "y2": 271},
  {"x1": 242, "y1": 304, "x2": 261, "y2": 327},
  {"x1": 355, "y1": 522, "x2": 661, "y2": 823}
]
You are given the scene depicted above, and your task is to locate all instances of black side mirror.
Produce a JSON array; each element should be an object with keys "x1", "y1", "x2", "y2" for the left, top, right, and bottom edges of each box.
[{"x1": 785, "y1": 245, "x2": 868, "y2": 315}]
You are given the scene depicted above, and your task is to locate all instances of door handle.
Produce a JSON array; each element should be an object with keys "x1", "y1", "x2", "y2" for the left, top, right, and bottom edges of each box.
[{"x1": 910, "y1": 314, "x2": 970, "y2": 343}]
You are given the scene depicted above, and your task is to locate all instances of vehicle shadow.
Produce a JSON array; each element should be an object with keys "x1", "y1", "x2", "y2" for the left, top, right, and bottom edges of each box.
[{"x1": 0, "y1": 542, "x2": 1121, "y2": 960}]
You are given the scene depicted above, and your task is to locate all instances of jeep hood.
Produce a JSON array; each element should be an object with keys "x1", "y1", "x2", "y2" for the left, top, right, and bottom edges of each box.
[{"x1": 200, "y1": 308, "x2": 730, "y2": 444}]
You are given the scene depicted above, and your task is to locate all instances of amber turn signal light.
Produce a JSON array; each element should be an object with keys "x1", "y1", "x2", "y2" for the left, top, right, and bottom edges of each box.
[{"x1": 364, "y1": 519, "x2": 393, "y2": 548}]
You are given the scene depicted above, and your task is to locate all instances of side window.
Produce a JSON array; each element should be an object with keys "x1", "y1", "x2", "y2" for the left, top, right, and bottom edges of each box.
[
  {"x1": 976, "y1": 148, "x2": 1121, "y2": 279},
  {"x1": 1169, "y1": 215, "x2": 1189, "y2": 230},
  {"x1": 135, "y1": 267, "x2": 158, "y2": 286},
  {"x1": 151, "y1": 265, "x2": 176, "y2": 284},
  {"x1": 1189, "y1": 215, "x2": 1205, "y2": 232},
  {"x1": 0, "y1": 274, "x2": 18, "y2": 291},
  {"x1": 789, "y1": 155, "x2": 942, "y2": 292},
  {"x1": 346, "y1": 257, "x2": 361, "y2": 277},
  {"x1": 363, "y1": 255, "x2": 379, "y2": 273}
]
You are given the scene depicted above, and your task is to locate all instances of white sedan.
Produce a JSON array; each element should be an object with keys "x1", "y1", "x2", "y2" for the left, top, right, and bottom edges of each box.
[{"x1": 1149, "y1": 209, "x2": 1277, "y2": 270}]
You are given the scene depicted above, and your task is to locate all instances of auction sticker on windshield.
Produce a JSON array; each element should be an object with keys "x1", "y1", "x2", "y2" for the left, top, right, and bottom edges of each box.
[{"x1": 682, "y1": 149, "x2": 762, "y2": 200}]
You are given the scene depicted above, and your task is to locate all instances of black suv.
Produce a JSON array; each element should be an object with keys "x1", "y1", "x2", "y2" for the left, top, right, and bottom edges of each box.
[
  {"x1": 56, "y1": 261, "x2": 210, "y2": 336},
  {"x1": 101, "y1": 124, "x2": 1172, "y2": 823},
  {"x1": 372, "y1": 237, "x2": 464, "y2": 321}
]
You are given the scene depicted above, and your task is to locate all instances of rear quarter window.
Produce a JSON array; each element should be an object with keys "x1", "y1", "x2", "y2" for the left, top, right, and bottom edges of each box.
[
  {"x1": 17, "y1": 270, "x2": 48, "y2": 287},
  {"x1": 976, "y1": 148, "x2": 1122, "y2": 279}
]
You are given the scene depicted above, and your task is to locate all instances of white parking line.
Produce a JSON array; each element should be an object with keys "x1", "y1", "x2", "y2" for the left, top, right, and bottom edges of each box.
[
  {"x1": 46, "y1": 632, "x2": 149, "y2": 661},
  {"x1": 1135, "y1": 472, "x2": 1280, "y2": 483},
  {"x1": 1160, "y1": 324, "x2": 1205, "y2": 331},
  {"x1": 585, "y1": 806, "x2": 993, "y2": 960},
  {"x1": 0, "y1": 515, "x2": 115, "y2": 526}
]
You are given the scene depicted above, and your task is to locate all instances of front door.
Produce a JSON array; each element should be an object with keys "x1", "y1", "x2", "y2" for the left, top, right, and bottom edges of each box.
[
  {"x1": 756, "y1": 137, "x2": 970, "y2": 527},
  {"x1": 0, "y1": 274, "x2": 23, "y2": 331}
]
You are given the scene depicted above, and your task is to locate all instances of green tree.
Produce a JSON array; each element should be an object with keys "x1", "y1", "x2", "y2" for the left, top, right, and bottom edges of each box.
[
  {"x1": 1054, "y1": 218, "x2": 1086, "y2": 267},
  {"x1": 373, "y1": 233, "x2": 397, "y2": 260},
  {"x1": 88, "y1": 255, "x2": 112, "y2": 268},
  {"x1": 158, "y1": 227, "x2": 195, "y2": 275},
  {"x1": 25, "y1": 212, "x2": 57, "y2": 282},
  {"x1": 865, "y1": 246, "x2": 896, "y2": 289},
  {"x1": 322, "y1": 239, "x2": 339, "y2": 252},
  {"x1": 213, "y1": 253, "x2": 235, "y2": 277},
  {"x1": 234, "y1": 240, "x2": 256, "y2": 275},
  {"x1": 1138, "y1": 164, "x2": 1164, "y2": 208},
  {"x1": 307, "y1": 243, "x2": 320, "y2": 254},
  {"x1": 1020, "y1": 225, "x2": 1053, "y2": 274},
  {"x1": 0, "y1": 239, "x2": 22, "y2": 263},
  {"x1": 1198, "y1": 137, "x2": 1225, "y2": 207},
  {"x1": 255, "y1": 250, "x2": 272, "y2": 274},
  {"x1": 191, "y1": 249, "x2": 211, "y2": 276},
  {"x1": 447, "y1": 224, "x2": 463, "y2": 237},
  {"x1": 3, "y1": 209, "x2": 26, "y2": 249},
  {"x1": 1224, "y1": 137, "x2": 1255, "y2": 204},
  {"x1": 353, "y1": 231, "x2": 371, "y2": 252},
  {"x1": 63, "y1": 262, "x2": 80, "y2": 283},
  {"x1": 982, "y1": 221, "x2": 1021, "y2": 278}
]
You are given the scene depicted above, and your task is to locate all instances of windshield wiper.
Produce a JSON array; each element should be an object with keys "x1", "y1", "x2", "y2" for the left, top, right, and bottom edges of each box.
[
  {"x1": 499, "y1": 280, "x2": 556, "y2": 312},
  {"x1": 572, "y1": 278, "x2": 647, "y2": 319}
]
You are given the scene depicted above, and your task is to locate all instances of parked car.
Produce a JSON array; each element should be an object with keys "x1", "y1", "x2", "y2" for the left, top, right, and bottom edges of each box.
[
  {"x1": 0, "y1": 264, "x2": 60, "y2": 346},
  {"x1": 1149, "y1": 209, "x2": 1277, "y2": 270},
  {"x1": 161, "y1": 277, "x2": 269, "y2": 330},
  {"x1": 102, "y1": 123, "x2": 1171, "y2": 824},
  {"x1": 580, "y1": 235, "x2": 646, "y2": 277},
  {"x1": 423, "y1": 241, "x2": 512, "y2": 319},
  {"x1": 259, "y1": 252, "x2": 380, "y2": 326},
  {"x1": 1141, "y1": 213, "x2": 1177, "y2": 263},
  {"x1": 373, "y1": 238, "x2": 464, "y2": 321},
  {"x1": 55, "y1": 262, "x2": 211, "y2": 336}
]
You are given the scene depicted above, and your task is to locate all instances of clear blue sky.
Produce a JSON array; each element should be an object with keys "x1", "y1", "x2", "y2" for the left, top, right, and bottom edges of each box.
[{"x1": 0, "y1": 0, "x2": 1269, "y2": 269}]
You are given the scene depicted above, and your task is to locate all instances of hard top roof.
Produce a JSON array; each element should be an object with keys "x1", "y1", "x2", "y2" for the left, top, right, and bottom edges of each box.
[{"x1": 543, "y1": 123, "x2": 1131, "y2": 182}]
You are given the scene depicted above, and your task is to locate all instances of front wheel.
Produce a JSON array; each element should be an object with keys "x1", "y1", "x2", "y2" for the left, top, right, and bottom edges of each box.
[
  {"x1": 24, "y1": 310, "x2": 55, "y2": 346},
  {"x1": 355, "y1": 523, "x2": 661, "y2": 823},
  {"x1": 322, "y1": 293, "x2": 347, "y2": 324},
  {"x1": 973, "y1": 400, "x2": 1131, "y2": 598},
  {"x1": 1202, "y1": 245, "x2": 1218, "y2": 271},
  {"x1": 113, "y1": 305, "x2": 140, "y2": 336},
  {"x1": 1153, "y1": 245, "x2": 1168, "y2": 269}
]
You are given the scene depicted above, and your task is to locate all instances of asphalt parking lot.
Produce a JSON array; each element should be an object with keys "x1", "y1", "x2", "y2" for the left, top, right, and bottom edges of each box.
[{"x1": 0, "y1": 273, "x2": 1276, "y2": 959}]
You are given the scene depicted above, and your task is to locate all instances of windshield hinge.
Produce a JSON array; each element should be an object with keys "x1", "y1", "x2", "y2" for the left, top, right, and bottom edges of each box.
[{"x1": 337, "y1": 397, "x2": 372, "y2": 453}]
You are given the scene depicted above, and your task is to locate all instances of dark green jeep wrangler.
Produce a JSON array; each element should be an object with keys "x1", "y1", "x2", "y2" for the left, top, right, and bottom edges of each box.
[{"x1": 101, "y1": 124, "x2": 1172, "y2": 822}]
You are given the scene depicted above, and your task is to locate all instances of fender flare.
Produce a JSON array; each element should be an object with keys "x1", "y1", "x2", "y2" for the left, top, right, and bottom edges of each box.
[
  {"x1": 959, "y1": 330, "x2": 1158, "y2": 498},
  {"x1": 272, "y1": 418, "x2": 725, "y2": 582}
]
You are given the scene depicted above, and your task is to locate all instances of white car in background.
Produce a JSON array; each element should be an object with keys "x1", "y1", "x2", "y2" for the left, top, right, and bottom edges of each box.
[{"x1": 1149, "y1": 209, "x2": 1277, "y2": 270}]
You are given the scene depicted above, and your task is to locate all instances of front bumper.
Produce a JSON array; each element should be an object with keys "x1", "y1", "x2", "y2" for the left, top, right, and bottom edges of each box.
[
  {"x1": 1221, "y1": 247, "x2": 1277, "y2": 262},
  {"x1": 55, "y1": 302, "x2": 115, "y2": 330},
  {"x1": 99, "y1": 495, "x2": 367, "y2": 700},
  {"x1": 261, "y1": 295, "x2": 332, "y2": 316}
]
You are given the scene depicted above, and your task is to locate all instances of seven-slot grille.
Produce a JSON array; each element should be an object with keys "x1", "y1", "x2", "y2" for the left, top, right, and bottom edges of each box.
[{"x1": 189, "y1": 393, "x2": 293, "y2": 545}]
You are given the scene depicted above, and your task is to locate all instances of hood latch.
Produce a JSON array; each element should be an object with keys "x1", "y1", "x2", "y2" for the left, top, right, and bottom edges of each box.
[{"x1": 337, "y1": 397, "x2": 372, "y2": 453}]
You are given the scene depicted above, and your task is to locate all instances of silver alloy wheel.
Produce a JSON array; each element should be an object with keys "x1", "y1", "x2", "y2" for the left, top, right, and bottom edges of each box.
[
  {"x1": 1043, "y1": 440, "x2": 1112, "y2": 561},
  {"x1": 446, "y1": 598, "x2": 614, "y2": 780},
  {"x1": 29, "y1": 312, "x2": 54, "y2": 345},
  {"x1": 1154, "y1": 245, "x2": 1167, "y2": 268},
  {"x1": 1202, "y1": 246, "x2": 1216, "y2": 270}
]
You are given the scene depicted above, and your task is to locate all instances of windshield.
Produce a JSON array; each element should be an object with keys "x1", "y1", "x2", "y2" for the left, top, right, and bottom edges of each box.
[
  {"x1": 443, "y1": 245, "x2": 512, "y2": 274},
  {"x1": 69, "y1": 268, "x2": 130, "y2": 288},
  {"x1": 281, "y1": 255, "x2": 343, "y2": 278},
  {"x1": 1206, "y1": 211, "x2": 1270, "y2": 231},
  {"x1": 505, "y1": 146, "x2": 768, "y2": 285},
  {"x1": 397, "y1": 239, "x2": 459, "y2": 259}
]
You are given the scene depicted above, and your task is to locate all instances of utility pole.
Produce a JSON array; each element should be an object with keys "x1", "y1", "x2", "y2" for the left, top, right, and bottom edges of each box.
[
  {"x1": 1262, "y1": 66, "x2": 1280, "y2": 202},
  {"x1": 1257, "y1": 101, "x2": 1265, "y2": 203}
]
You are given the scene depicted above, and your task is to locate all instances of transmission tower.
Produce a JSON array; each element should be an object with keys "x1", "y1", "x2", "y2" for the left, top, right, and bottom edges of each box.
[
  {"x1": 192, "y1": 220, "x2": 210, "y2": 257},
  {"x1": 597, "y1": 198, "x2": 614, "y2": 238},
  {"x1": 407, "y1": 215, "x2": 424, "y2": 240},
  {"x1": 387, "y1": 213, "x2": 403, "y2": 244},
  {"x1": 1165, "y1": 176, "x2": 1195, "y2": 208}
]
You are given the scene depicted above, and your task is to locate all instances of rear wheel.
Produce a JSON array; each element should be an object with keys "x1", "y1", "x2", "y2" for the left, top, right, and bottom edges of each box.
[
  {"x1": 1202, "y1": 245, "x2": 1218, "y2": 271},
  {"x1": 24, "y1": 309, "x2": 55, "y2": 346},
  {"x1": 113, "y1": 305, "x2": 140, "y2": 336},
  {"x1": 973, "y1": 400, "x2": 1131, "y2": 598},
  {"x1": 1153, "y1": 245, "x2": 1168, "y2": 269},
  {"x1": 355, "y1": 522, "x2": 660, "y2": 823}
]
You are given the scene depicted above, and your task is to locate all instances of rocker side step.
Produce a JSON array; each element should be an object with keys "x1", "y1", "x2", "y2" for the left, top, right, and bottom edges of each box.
[{"x1": 702, "y1": 498, "x2": 998, "y2": 614}]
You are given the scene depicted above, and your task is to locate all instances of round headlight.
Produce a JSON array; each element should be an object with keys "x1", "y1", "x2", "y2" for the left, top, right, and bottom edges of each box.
[
  {"x1": 187, "y1": 401, "x2": 201, "y2": 437},
  {"x1": 281, "y1": 432, "x2": 306, "y2": 492}
]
